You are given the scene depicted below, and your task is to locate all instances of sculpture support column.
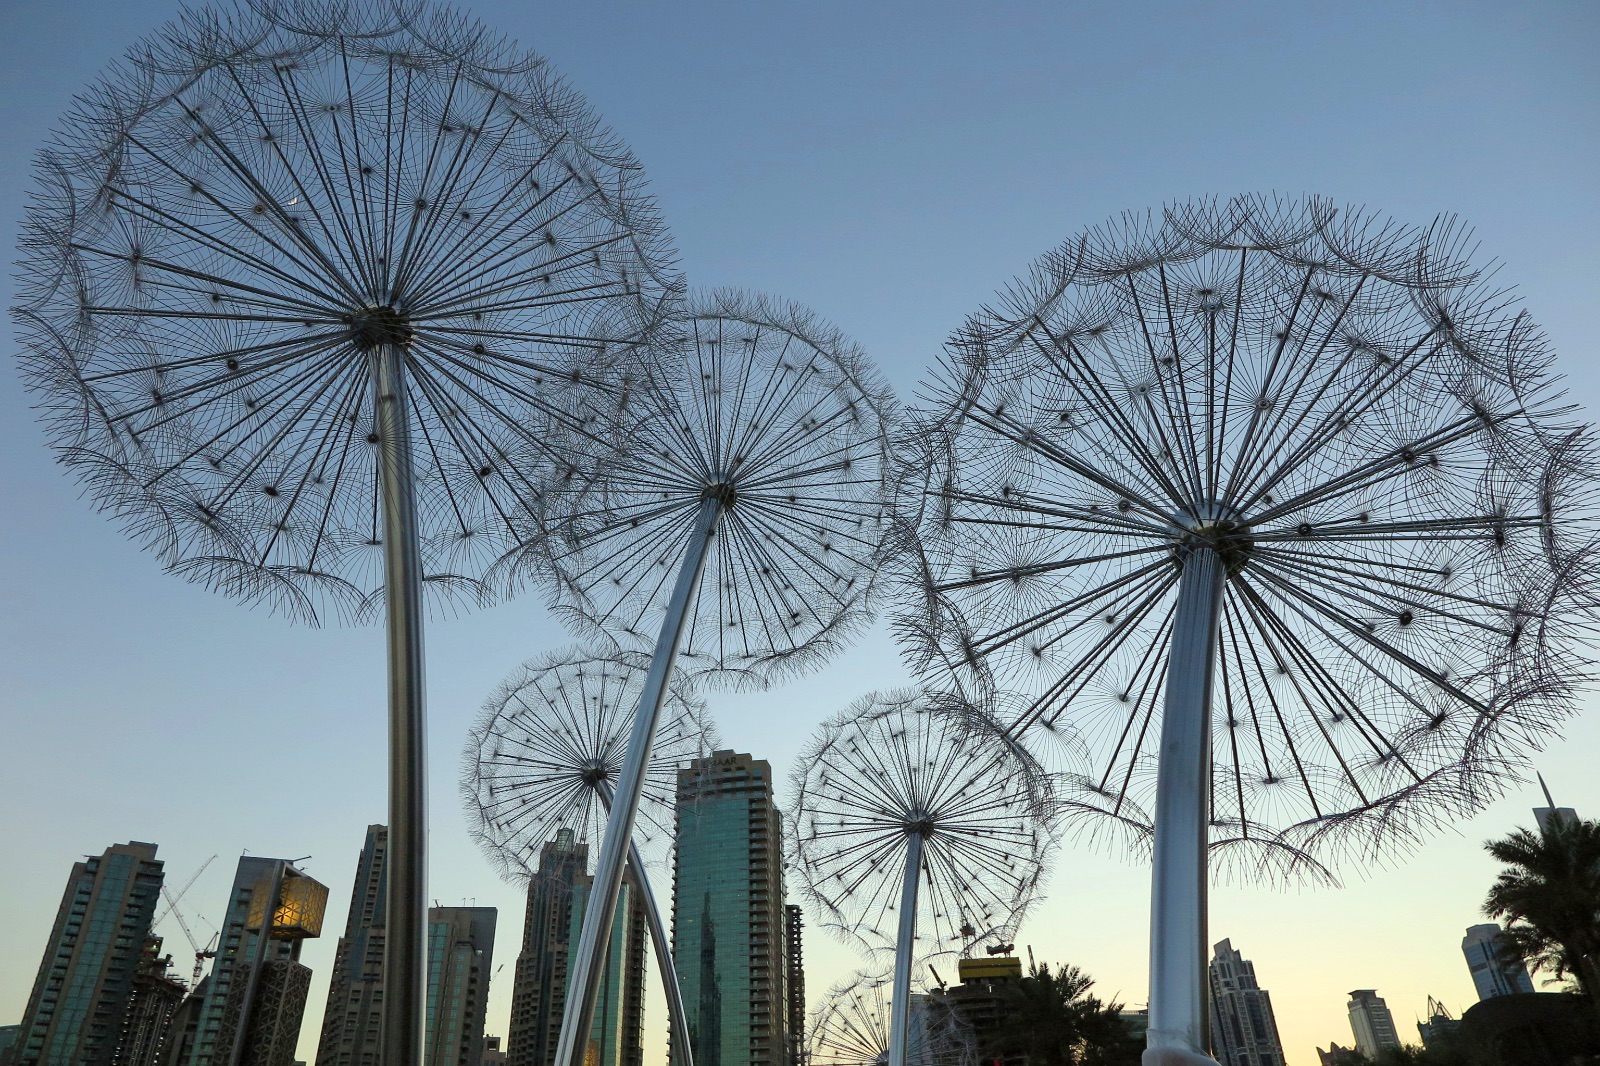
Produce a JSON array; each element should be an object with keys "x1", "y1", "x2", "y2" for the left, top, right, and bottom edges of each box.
[
  {"x1": 595, "y1": 779, "x2": 696, "y2": 1066},
  {"x1": 1145, "y1": 544, "x2": 1225, "y2": 1059},
  {"x1": 374, "y1": 344, "x2": 428, "y2": 1066},
  {"x1": 888, "y1": 832, "x2": 926, "y2": 1066},
  {"x1": 556, "y1": 494, "x2": 722, "y2": 1066}
]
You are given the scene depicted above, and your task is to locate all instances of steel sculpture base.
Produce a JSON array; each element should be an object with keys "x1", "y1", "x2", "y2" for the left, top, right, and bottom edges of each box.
[
  {"x1": 374, "y1": 345, "x2": 428, "y2": 1066},
  {"x1": 888, "y1": 832, "x2": 925, "y2": 1066},
  {"x1": 596, "y1": 780, "x2": 695, "y2": 1066},
  {"x1": 555, "y1": 494, "x2": 724, "y2": 1066},
  {"x1": 1142, "y1": 1048, "x2": 1224, "y2": 1066},
  {"x1": 1146, "y1": 544, "x2": 1225, "y2": 1057}
]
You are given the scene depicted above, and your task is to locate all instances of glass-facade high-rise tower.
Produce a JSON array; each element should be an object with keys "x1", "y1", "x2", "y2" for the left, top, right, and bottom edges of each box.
[
  {"x1": 508, "y1": 832, "x2": 585, "y2": 1066},
  {"x1": 1208, "y1": 939, "x2": 1286, "y2": 1066},
  {"x1": 1345, "y1": 990, "x2": 1401, "y2": 1058},
  {"x1": 316, "y1": 826, "x2": 388, "y2": 1066},
  {"x1": 672, "y1": 751, "x2": 788, "y2": 1066},
  {"x1": 189, "y1": 856, "x2": 327, "y2": 1066},
  {"x1": 1462, "y1": 923, "x2": 1535, "y2": 1000},
  {"x1": 4, "y1": 841, "x2": 165, "y2": 1066},
  {"x1": 505, "y1": 830, "x2": 645, "y2": 1066},
  {"x1": 425, "y1": 908, "x2": 497, "y2": 1066},
  {"x1": 315, "y1": 826, "x2": 512, "y2": 1066}
]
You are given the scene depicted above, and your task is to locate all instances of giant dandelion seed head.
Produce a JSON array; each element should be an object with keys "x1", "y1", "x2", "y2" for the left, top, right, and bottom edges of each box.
[
  {"x1": 513, "y1": 288, "x2": 898, "y2": 689},
  {"x1": 808, "y1": 970, "x2": 976, "y2": 1066},
  {"x1": 14, "y1": 0, "x2": 680, "y2": 625},
  {"x1": 898, "y1": 193, "x2": 1600, "y2": 885},
  {"x1": 788, "y1": 691, "x2": 1051, "y2": 967},
  {"x1": 462, "y1": 646, "x2": 718, "y2": 882}
]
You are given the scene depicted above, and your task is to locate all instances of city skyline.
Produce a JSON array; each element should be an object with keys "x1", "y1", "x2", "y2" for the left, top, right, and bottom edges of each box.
[
  {"x1": 2, "y1": 4, "x2": 1598, "y2": 1066},
  {"x1": 0, "y1": 800, "x2": 1580, "y2": 1056}
]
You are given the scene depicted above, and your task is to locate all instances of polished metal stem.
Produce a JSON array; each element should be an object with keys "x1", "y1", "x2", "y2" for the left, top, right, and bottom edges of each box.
[
  {"x1": 594, "y1": 779, "x2": 696, "y2": 1066},
  {"x1": 555, "y1": 495, "x2": 723, "y2": 1066},
  {"x1": 888, "y1": 831, "x2": 925, "y2": 1066},
  {"x1": 374, "y1": 344, "x2": 428, "y2": 1066},
  {"x1": 1145, "y1": 544, "x2": 1225, "y2": 1057}
]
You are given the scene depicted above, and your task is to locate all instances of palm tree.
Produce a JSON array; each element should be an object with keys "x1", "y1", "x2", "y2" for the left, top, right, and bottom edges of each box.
[
  {"x1": 980, "y1": 961, "x2": 1140, "y2": 1066},
  {"x1": 1482, "y1": 816, "x2": 1600, "y2": 1023}
]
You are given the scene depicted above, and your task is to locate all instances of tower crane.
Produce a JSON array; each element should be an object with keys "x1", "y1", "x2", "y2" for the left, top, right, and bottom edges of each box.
[{"x1": 154, "y1": 855, "x2": 219, "y2": 991}]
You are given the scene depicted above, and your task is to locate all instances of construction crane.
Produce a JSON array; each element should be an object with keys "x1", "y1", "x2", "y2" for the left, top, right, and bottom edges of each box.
[
  {"x1": 155, "y1": 856, "x2": 219, "y2": 991},
  {"x1": 153, "y1": 855, "x2": 215, "y2": 928}
]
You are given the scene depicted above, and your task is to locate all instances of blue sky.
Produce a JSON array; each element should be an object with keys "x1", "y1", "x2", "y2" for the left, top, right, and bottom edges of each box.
[{"x1": 1, "y1": 2, "x2": 1597, "y2": 1062}]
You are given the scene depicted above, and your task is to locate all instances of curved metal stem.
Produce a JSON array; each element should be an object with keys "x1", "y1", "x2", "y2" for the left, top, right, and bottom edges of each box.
[
  {"x1": 594, "y1": 780, "x2": 696, "y2": 1066},
  {"x1": 555, "y1": 495, "x2": 723, "y2": 1066},
  {"x1": 373, "y1": 344, "x2": 428, "y2": 1066},
  {"x1": 888, "y1": 832, "x2": 924, "y2": 1066},
  {"x1": 1146, "y1": 545, "x2": 1224, "y2": 1058}
]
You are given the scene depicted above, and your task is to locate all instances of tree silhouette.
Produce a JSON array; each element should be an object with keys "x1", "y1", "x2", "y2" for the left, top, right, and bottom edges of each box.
[
  {"x1": 978, "y1": 960, "x2": 1140, "y2": 1066},
  {"x1": 1483, "y1": 815, "x2": 1600, "y2": 1022}
]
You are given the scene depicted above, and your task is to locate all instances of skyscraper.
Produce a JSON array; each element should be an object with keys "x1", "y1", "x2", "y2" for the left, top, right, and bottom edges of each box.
[
  {"x1": 188, "y1": 856, "x2": 327, "y2": 1066},
  {"x1": 783, "y1": 906, "x2": 805, "y2": 1066},
  {"x1": 161, "y1": 981, "x2": 209, "y2": 1066},
  {"x1": 1208, "y1": 939, "x2": 1286, "y2": 1066},
  {"x1": 930, "y1": 956, "x2": 1024, "y2": 1066},
  {"x1": 425, "y1": 908, "x2": 497, "y2": 1066},
  {"x1": 1345, "y1": 990, "x2": 1401, "y2": 1057},
  {"x1": 4, "y1": 842, "x2": 165, "y2": 1066},
  {"x1": 505, "y1": 830, "x2": 645, "y2": 1066},
  {"x1": 571, "y1": 881, "x2": 646, "y2": 1066},
  {"x1": 316, "y1": 826, "x2": 388, "y2": 1066},
  {"x1": 1462, "y1": 923, "x2": 1536, "y2": 1000},
  {"x1": 112, "y1": 937, "x2": 189, "y2": 1066},
  {"x1": 673, "y1": 751, "x2": 789, "y2": 1066},
  {"x1": 1533, "y1": 773, "x2": 1579, "y2": 834},
  {"x1": 509, "y1": 832, "x2": 585, "y2": 1066}
]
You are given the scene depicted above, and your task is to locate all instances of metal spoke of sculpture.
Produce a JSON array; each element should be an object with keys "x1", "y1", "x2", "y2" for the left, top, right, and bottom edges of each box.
[
  {"x1": 809, "y1": 971, "x2": 976, "y2": 1066},
  {"x1": 462, "y1": 647, "x2": 719, "y2": 1064},
  {"x1": 899, "y1": 194, "x2": 1597, "y2": 1062},
  {"x1": 790, "y1": 693, "x2": 1049, "y2": 1066},
  {"x1": 511, "y1": 289, "x2": 896, "y2": 1066},
  {"x1": 13, "y1": 4, "x2": 677, "y2": 1061}
]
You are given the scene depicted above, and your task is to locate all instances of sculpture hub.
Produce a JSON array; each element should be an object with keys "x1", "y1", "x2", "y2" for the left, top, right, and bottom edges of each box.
[
  {"x1": 703, "y1": 480, "x2": 739, "y2": 508},
  {"x1": 1169, "y1": 500, "x2": 1253, "y2": 574},
  {"x1": 349, "y1": 304, "x2": 413, "y2": 349}
]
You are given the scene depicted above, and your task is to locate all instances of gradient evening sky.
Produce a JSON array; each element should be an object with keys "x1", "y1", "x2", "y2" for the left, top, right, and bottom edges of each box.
[{"x1": 1, "y1": 2, "x2": 1598, "y2": 1062}]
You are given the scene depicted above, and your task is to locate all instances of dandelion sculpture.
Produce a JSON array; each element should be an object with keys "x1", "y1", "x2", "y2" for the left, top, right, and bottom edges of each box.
[
  {"x1": 462, "y1": 647, "x2": 719, "y2": 1063},
  {"x1": 900, "y1": 194, "x2": 1597, "y2": 1062},
  {"x1": 502, "y1": 289, "x2": 897, "y2": 1065},
  {"x1": 790, "y1": 692, "x2": 1049, "y2": 1066},
  {"x1": 809, "y1": 971, "x2": 976, "y2": 1066},
  {"x1": 13, "y1": 3, "x2": 677, "y2": 1060}
]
